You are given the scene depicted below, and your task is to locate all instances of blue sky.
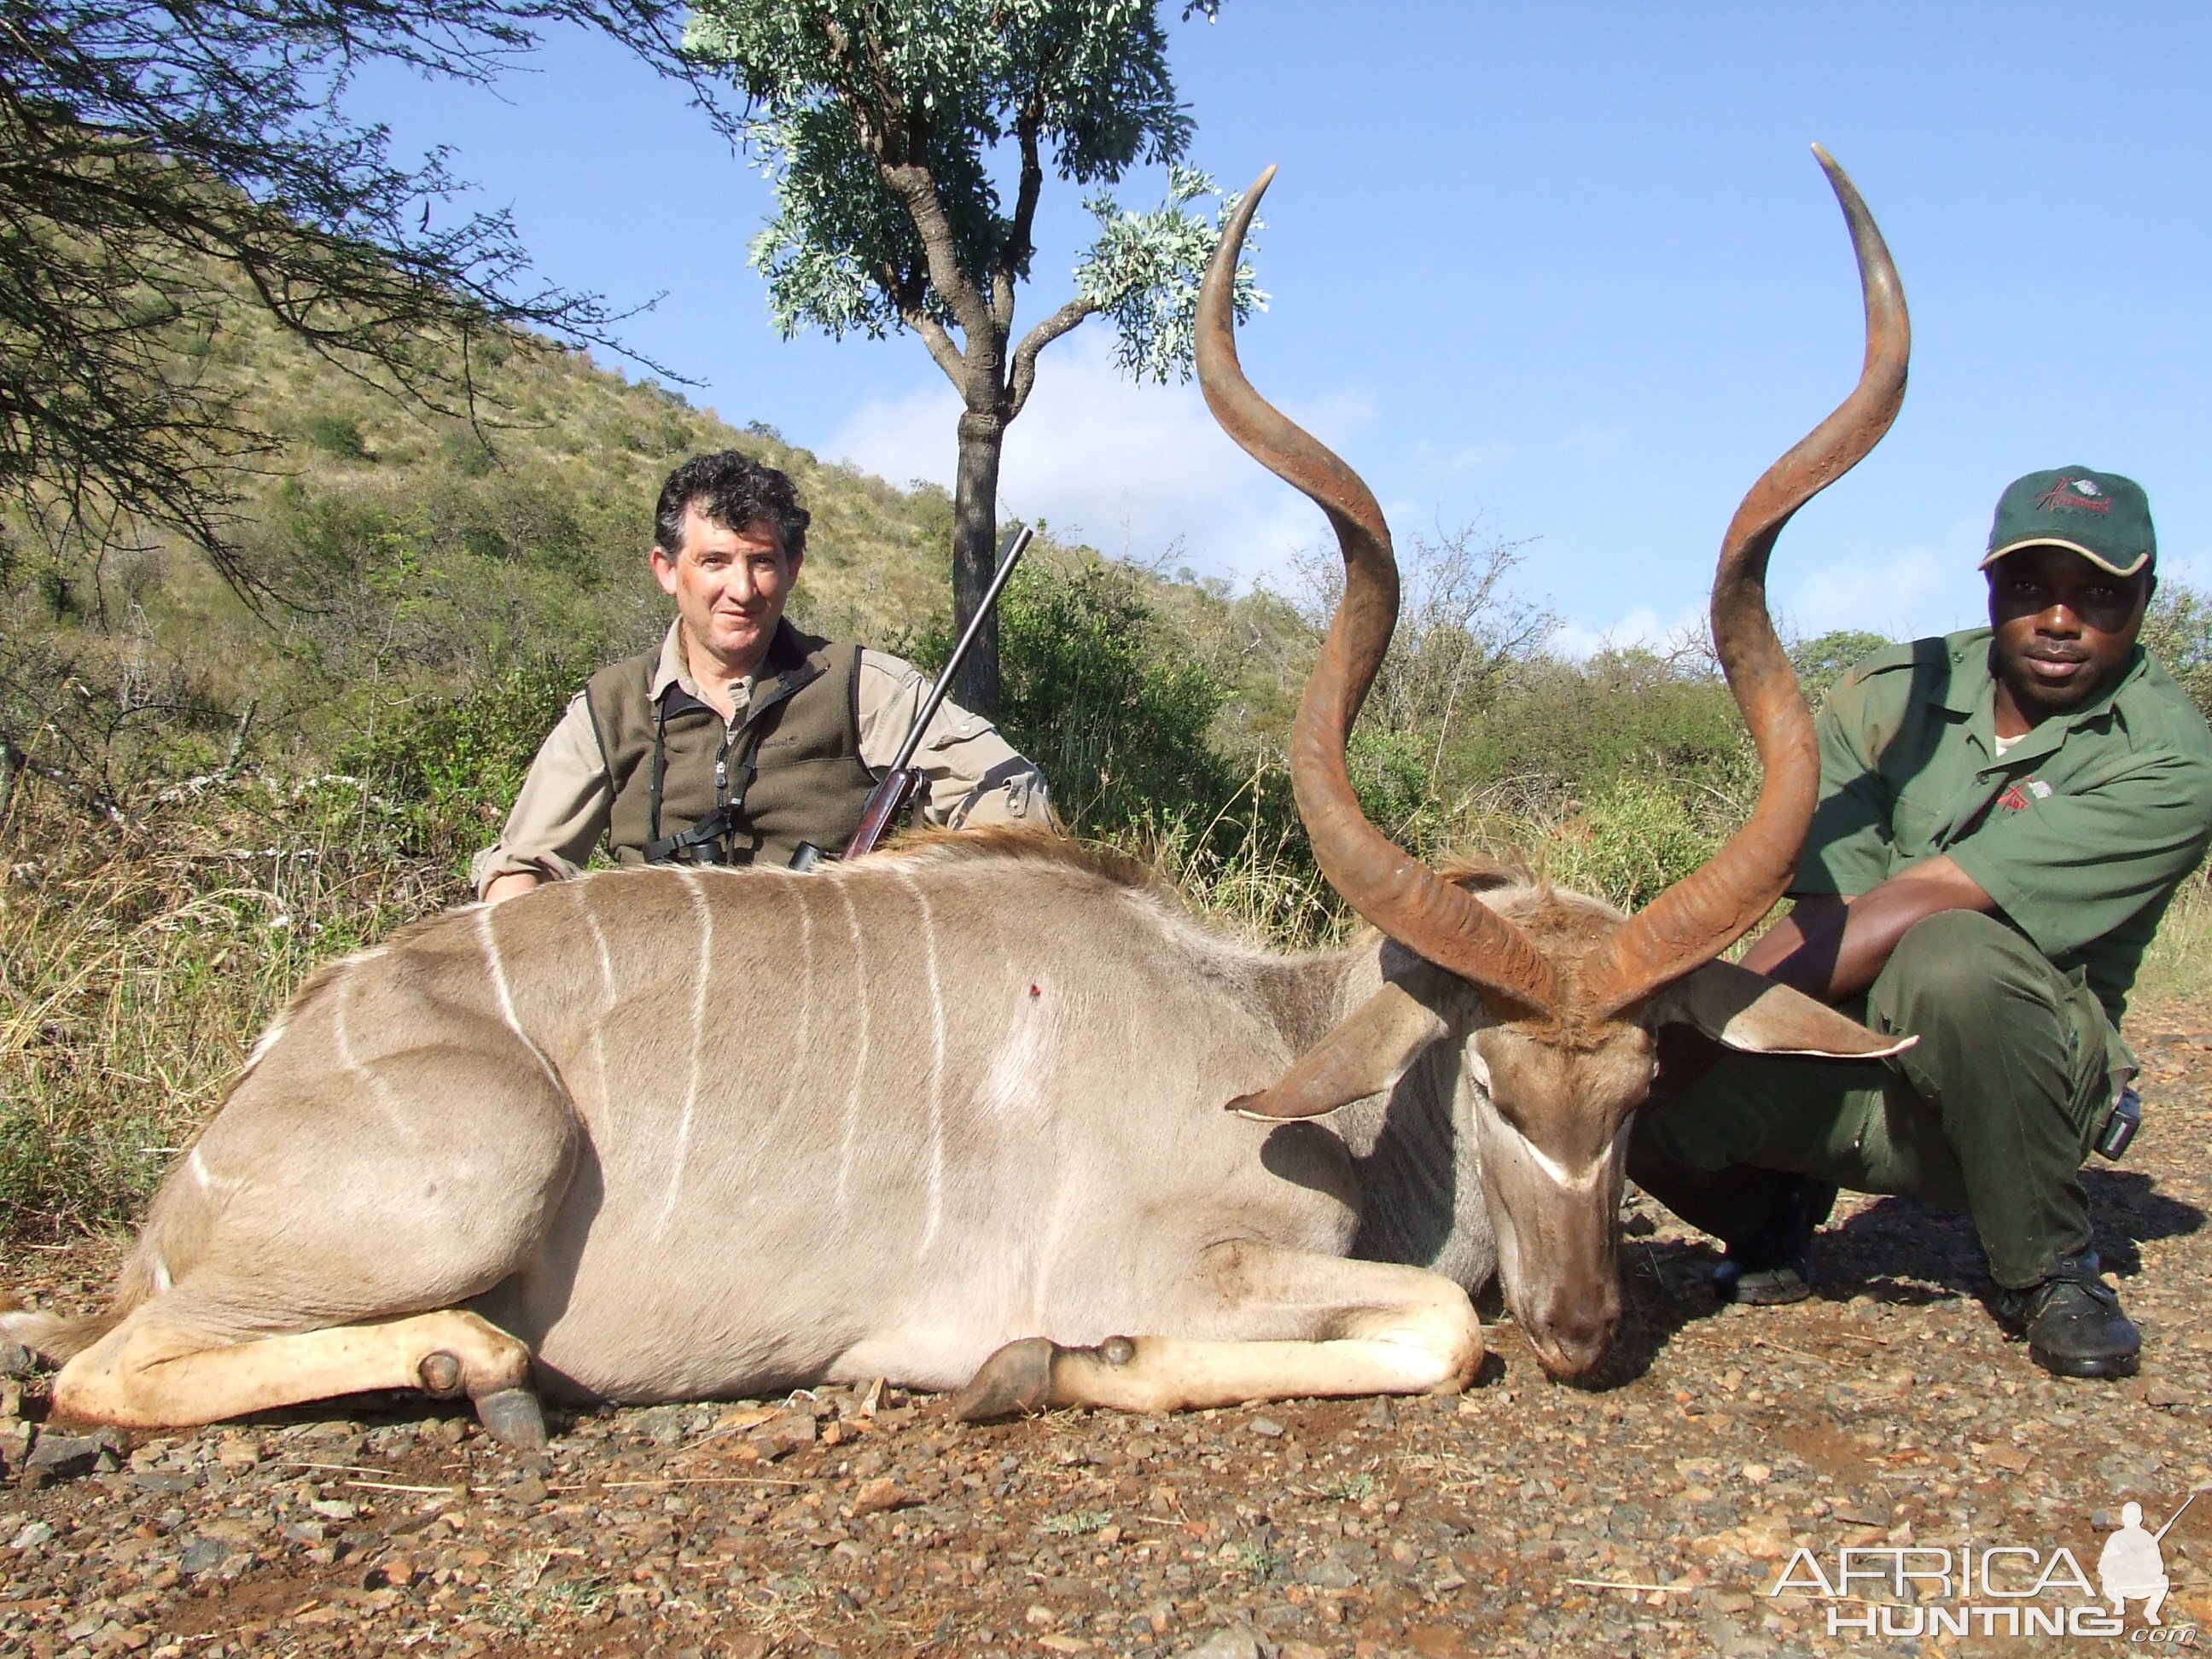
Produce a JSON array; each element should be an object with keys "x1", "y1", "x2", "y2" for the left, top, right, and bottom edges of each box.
[{"x1": 351, "y1": 3, "x2": 2212, "y2": 650}]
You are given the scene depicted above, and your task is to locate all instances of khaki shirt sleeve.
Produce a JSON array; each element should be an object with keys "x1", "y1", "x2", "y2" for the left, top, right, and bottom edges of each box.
[
  {"x1": 469, "y1": 692, "x2": 614, "y2": 896},
  {"x1": 855, "y1": 651, "x2": 1052, "y2": 830},
  {"x1": 1793, "y1": 671, "x2": 1899, "y2": 898},
  {"x1": 1947, "y1": 748, "x2": 2212, "y2": 963}
]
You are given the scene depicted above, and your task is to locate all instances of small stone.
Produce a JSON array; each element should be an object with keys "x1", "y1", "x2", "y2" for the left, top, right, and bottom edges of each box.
[
  {"x1": 309, "y1": 1499, "x2": 356, "y2": 1522},
  {"x1": 1740, "y1": 1463, "x2": 1773, "y2": 1485},
  {"x1": 178, "y1": 1538, "x2": 226, "y2": 1575},
  {"x1": 9, "y1": 1519, "x2": 54, "y2": 1551},
  {"x1": 23, "y1": 1430, "x2": 108, "y2": 1483},
  {"x1": 1247, "y1": 1417, "x2": 1284, "y2": 1438},
  {"x1": 1299, "y1": 1553, "x2": 1360, "y2": 1590},
  {"x1": 1186, "y1": 1627, "x2": 1263, "y2": 1659},
  {"x1": 633, "y1": 1405, "x2": 687, "y2": 1446},
  {"x1": 2143, "y1": 1379, "x2": 2182, "y2": 1408},
  {"x1": 850, "y1": 1478, "x2": 905, "y2": 1516},
  {"x1": 509, "y1": 1475, "x2": 549, "y2": 1507}
]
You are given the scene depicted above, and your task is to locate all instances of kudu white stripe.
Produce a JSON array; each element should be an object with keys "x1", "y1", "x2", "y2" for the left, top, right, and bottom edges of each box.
[
  {"x1": 894, "y1": 870, "x2": 949, "y2": 1254},
  {"x1": 652, "y1": 872, "x2": 714, "y2": 1237},
  {"x1": 475, "y1": 906, "x2": 563, "y2": 1095},
  {"x1": 832, "y1": 876, "x2": 870, "y2": 1214}
]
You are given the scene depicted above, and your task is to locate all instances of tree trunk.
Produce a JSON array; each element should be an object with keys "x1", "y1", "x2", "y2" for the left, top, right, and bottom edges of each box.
[{"x1": 952, "y1": 407, "x2": 1005, "y2": 717}]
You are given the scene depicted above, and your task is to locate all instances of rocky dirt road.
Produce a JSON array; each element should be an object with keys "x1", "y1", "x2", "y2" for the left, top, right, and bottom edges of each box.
[{"x1": 3, "y1": 1010, "x2": 2207, "y2": 1659}]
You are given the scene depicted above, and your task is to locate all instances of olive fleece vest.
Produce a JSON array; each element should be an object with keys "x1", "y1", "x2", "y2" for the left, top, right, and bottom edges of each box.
[{"x1": 585, "y1": 622, "x2": 878, "y2": 868}]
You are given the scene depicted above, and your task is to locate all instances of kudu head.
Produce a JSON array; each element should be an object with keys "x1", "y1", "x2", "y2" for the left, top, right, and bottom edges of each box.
[{"x1": 1201, "y1": 151, "x2": 1915, "y2": 1381}]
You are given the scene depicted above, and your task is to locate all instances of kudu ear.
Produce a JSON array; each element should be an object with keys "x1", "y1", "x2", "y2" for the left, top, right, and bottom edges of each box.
[
  {"x1": 1225, "y1": 966, "x2": 1458, "y2": 1121},
  {"x1": 1644, "y1": 958, "x2": 1915, "y2": 1059}
]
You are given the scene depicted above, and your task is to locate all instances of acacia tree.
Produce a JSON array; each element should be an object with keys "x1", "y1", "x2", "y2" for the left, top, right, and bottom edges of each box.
[
  {"x1": 682, "y1": 0, "x2": 1259, "y2": 713},
  {"x1": 0, "y1": 0, "x2": 688, "y2": 602}
]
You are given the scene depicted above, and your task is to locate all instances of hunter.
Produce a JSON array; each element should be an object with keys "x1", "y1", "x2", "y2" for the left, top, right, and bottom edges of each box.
[
  {"x1": 1633, "y1": 467, "x2": 2212, "y2": 1379},
  {"x1": 475, "y1": 450, "x2": 1051, "y2": 898}
]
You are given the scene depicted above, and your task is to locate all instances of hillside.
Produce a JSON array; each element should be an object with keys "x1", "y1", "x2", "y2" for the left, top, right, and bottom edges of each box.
[{"x1": 2, "y1": 280, "x2": 1350, "y2": 830}]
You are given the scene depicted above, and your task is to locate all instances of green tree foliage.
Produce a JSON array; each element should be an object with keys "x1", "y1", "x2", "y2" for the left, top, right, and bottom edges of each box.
[
  {"x1": 338, "y1": 649, "x2": 601, "y2": 863},
  {"x1": 679, "y1": 0, "x2": 1259, "y2": 714},
  {"x1": 2141, "y1": 582, "x2": 2212, "y2": 720},
  {"x1": 0, "y1": 0, "x2": 685, "y2": 591},
  {"x1": 1790, "y1": 628, "x2": 1894, "y2": 708},
  {"x1": 918, "y1": 556, "x2": 1234, "y2": 835}
]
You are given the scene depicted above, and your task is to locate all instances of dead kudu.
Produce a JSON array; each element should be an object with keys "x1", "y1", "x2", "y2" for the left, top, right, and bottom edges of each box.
[{"x1": 11, "y1": 153, "x2": 1911, "y2": 1445}]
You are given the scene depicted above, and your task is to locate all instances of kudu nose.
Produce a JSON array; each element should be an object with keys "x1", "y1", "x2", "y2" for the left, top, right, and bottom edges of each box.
[{"x1": 1528, "y1": 1294, "x2": 1618, "y2": 1382}]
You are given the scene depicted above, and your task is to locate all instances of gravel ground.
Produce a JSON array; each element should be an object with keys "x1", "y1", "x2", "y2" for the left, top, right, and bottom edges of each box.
[{"x1": 3, "y1": 1010, "x2": 2208, "y2": 1659}]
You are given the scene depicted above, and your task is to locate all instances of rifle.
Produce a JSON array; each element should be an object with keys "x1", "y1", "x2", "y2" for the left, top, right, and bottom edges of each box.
[{"x1": 805, "y1": 521, "x2": 1034, "y2": 865}]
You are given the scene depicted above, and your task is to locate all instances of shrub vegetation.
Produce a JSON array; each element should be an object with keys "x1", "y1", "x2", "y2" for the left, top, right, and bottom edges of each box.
[{"x1": 5, "y1": 294, "x2": 2211, "y2": 1239}]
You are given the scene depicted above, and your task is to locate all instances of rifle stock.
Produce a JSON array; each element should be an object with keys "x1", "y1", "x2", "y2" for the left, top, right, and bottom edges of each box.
[
  {"x1": 837, "y1": 522, "x2": 1033, "y2": 860},
  {"x1": 844, "y1": 766, "x2": 924, "y2": 859}
]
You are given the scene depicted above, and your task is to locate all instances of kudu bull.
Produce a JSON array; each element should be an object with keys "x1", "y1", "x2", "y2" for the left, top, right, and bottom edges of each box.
[{"x1": 12, "y1": 152, "x2": 1911, "y2": 1446}]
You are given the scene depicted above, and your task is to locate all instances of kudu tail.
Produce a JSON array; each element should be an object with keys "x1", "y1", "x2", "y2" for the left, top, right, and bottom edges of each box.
[
  {"x1": 0, "y1": 1303, "x2": 123, "y2": 1364},
  {"x1": 2, "y1": 1230, "x2": 173, "y2": 1364}
]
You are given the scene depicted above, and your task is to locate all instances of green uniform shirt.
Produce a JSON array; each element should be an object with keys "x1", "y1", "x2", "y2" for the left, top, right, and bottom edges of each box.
[{"x1": 1796, "y1": 627, "x2": 2212, "y2": 1029}]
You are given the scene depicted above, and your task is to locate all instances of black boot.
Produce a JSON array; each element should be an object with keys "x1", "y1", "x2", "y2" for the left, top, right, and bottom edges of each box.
[
  {"x1": 1713, "y1": 1176, "x2": 1838, "y2": 1306},
  {"x1": 1994, "y1": 1254, "x2": 2140, "y2": 1379}
]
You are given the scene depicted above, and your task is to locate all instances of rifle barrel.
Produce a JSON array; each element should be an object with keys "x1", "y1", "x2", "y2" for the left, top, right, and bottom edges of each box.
[
  {"x1": 888, "y1": 522, "x2": 1033, "y2": 776},
  {"x1": 2153, "y1": 1490, "x2": 2197, "y2": 1542}
]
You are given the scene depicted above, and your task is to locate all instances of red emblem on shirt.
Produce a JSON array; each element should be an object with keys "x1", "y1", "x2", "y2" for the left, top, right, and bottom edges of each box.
[{"x1": 1999, "y1": 784, "x2": 2030, "y2": 811}]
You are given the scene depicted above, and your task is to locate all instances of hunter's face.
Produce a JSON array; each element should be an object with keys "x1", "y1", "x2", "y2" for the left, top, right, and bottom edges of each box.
[
  {"x1": 651, "y1": 506, "x2": 801, "y2": 680},
  {"x1": 1986, "y1": 544, "x2": 2150, "y2": 727}
]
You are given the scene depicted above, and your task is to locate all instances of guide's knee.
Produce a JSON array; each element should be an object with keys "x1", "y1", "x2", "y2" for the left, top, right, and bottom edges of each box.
[{"x1": 1879, "y1": 910, "x2": 2051, "y2": 1028}]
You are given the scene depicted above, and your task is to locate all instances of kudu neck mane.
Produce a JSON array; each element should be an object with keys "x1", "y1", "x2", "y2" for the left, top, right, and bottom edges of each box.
[{"x1": 888, "y1": 830, "x2": 1644, "y2": 1051}]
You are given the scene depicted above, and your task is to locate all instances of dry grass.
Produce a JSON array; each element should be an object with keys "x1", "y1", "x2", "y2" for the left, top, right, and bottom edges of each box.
[
  {"x1": 0, "y1": 784, "x2": 457, "y2": 1237},
  {"x1": 2133, "y1": 866, "x2": 2212, "y2": 1014},
  {"x1": 5, "y1": 771, "x2": 2207, "y2": 1243}
]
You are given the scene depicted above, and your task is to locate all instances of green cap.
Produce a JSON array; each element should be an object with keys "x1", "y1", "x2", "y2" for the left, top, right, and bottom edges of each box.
[{"x1": 1980, "y1": 467, "x2": 2156, "y2": 578}]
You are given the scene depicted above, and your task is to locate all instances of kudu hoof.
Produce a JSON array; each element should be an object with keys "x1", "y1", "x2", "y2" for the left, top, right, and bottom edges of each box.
[
  {"x1": 474, "y1": 1387, "x2": 549, "y2": 1450},
  {"x1": 950, "y1": 1337, "x2": 1057, "y2": 1422}
]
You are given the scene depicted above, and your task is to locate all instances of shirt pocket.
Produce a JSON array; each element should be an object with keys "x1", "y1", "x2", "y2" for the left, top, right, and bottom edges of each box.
[
  {"x1": 923, "y1": 709, "x2": 992, "y2": 749},
  {"x1": 1887, "y1": 794, "x2": 1947, "y2": 857}
]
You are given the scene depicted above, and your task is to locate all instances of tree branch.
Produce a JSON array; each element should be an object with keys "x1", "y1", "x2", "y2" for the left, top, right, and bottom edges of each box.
[
  {"x1": 879, "y1": 160, "x2": 999, "y2": 372},
  {"x1": 902, "y1": 304, "x2": 969, "y2": 387},
  {"x1": 993, "y1": 98, "x2": 1046, "y2": 334},
  {"x1": 1006, "y1": 294, "x2": 1098, "y2": 421}
]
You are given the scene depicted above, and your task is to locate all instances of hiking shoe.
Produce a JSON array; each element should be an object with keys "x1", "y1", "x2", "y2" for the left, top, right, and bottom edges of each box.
[
  {"x1": 1713, "y1": 1175, "x2": 1838, "y2": 1307},
  {"x1": 1994, "y1": 1254, "x2": 2140, "y2": 1379}
]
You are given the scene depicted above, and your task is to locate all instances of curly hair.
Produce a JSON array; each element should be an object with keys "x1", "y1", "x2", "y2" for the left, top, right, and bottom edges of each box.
[{"x1": 654, "y1": 451, "x2": 811, "y2": 560}]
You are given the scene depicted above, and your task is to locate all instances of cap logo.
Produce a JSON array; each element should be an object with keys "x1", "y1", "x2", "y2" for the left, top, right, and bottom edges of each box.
[{"x1": 2033, "y1": 475, "x2": 2112, "y2": 515}]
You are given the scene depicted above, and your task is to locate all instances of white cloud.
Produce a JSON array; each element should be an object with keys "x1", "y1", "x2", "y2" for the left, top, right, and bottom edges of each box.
[
  {"x1": 823, "y1": 330, "x2": 1378, "y2": 588},
  {"x1": 1451, "y1": 439, "x2": 1521, "y2": 472},
  {"x1": 1545, "y1": 604, "x2": 1707, "y2": 661},
  {"x1": 1778, "y1": 522, "x2": 1989, "y2": 641},
  {"x1": 1557, "y1": 423, "x2": 1630, "y2": 459}
]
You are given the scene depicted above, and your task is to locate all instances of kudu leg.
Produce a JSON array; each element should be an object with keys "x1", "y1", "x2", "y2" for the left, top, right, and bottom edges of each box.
[
  {"x1": 952, "y1": 1245, "x2": 1482, "y2": 1419},
  {"x1": 52, "y1": 1307, "x2": 546, "y2": 1447}
]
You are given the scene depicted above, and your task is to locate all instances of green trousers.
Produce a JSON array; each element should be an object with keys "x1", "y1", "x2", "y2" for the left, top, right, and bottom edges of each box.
[{"x1": 1628, "y1": 910, "x2": 2117, "y2": 1289}]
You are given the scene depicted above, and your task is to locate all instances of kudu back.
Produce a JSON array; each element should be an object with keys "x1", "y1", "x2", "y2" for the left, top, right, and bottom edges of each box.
[{"x1": 10, "y1": 153, "x2": 1912, "y2": 1441}]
